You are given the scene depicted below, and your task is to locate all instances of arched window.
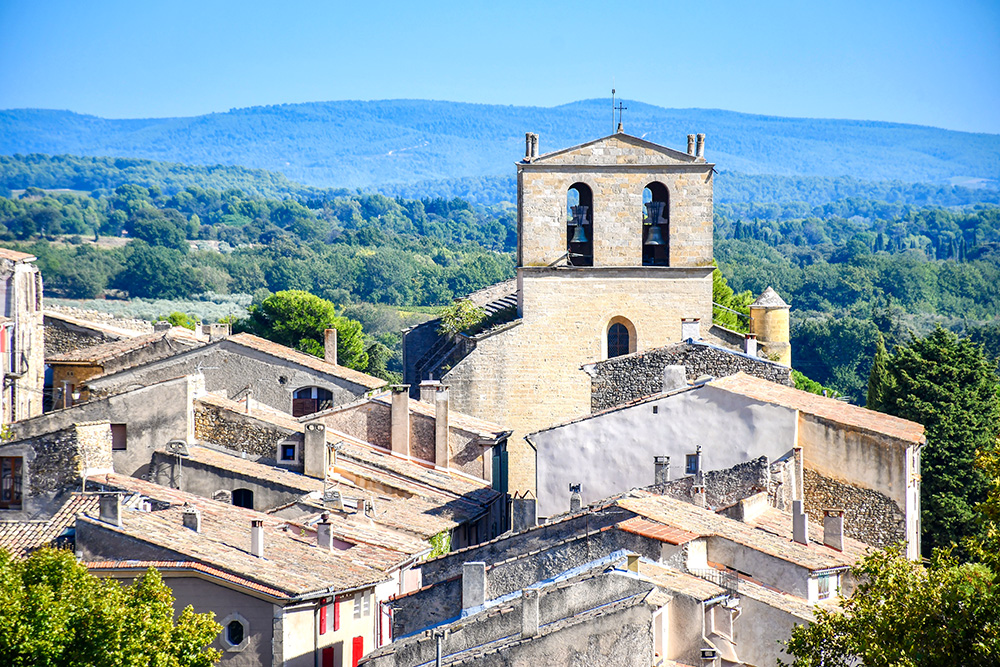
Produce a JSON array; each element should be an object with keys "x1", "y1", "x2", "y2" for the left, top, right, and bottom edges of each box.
[
  {"x1": 232, "y1": 488, "x2": 254, "y2": 509},
  {"x1": 643, "y1": 183, "x2": 670, "y2": 266},
  {"x1": 608, "y1": 323, "x2": 630, "y2": 358},
  {"x1": 292, "y1": 386, "x2": 334, "y2": 417},
  {"x1": 567, "y1": 183, "x2": 593, "y2": 266}
]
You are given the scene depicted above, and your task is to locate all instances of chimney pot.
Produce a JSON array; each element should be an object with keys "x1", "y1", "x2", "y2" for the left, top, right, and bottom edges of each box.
[
  {"x1": 419, "y1": 380, "x2": 442, "y2": 404},
  {"x1": 521, "y1": 588, "x2": 539, "y2": 637},
  {"x1": 687, "y1": 134, "x2": 696, "y2": 156},
  {"x1": 317, "y1": 517, "x2": 334, "y2": 551},
  {"x1": 569, "y1": 483, "x2": 582, "y2": 512},
  {"x1": 182, "y1": 505, "x2": 201, "y2": 532},
  {"x1": 654, "y1": 456, "x2": 671, "y2": 485},
  {"x1": 823, "y1": 509, "x2": 845, "y2": 551},
  {"x1": 662, "y1": 365, "x2": 687, "y2": 393},
  {"x1": 304, "y1": 422, "x2": 326, "y2": 479},
  {"x1": 524, "y1": 133, "x2": 539, "y2": 159},
  {"x1": 793, "y1": 500, "x2": 809, "y2": 545},
  {"x1": 153, "y1": 321, "x2": 171, "y2": 332},
  {"x1": 681, "y1": 318, "x2": 701, "y2": 341},
  {"x1": 324, "y1": 328, "x2": 338, "y2": 365},
  {"x1": 696, "y1": 133, "x2": 706, "y2": 158},
  {"x1": 462, "y1": 562, "x2": 487, "y2": 611},
  {"x1": 99, "y1": 493, "x2": 122, "y2": 527},
  {"x1": 743, "y1": 333, "x2": 758, "y2": 357},
  {"x1": 692, "y1": 485, "x2": 707, "y2": 508},
  {"x1": 251, "y1": 519, "x2": 265, "y2": 558},
  {"x1": 390, "y1": 385, "x2": 411, "y2": 457}
]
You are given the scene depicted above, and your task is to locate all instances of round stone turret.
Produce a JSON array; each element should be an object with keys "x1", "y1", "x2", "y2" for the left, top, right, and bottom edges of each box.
[{"x1": 749, "y1": 287, "x2": 791, "y2": 366}]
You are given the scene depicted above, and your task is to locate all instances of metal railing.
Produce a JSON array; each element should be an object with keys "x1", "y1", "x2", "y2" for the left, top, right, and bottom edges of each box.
[{"x1": 691, "y1": 567, "x2": 739, "y2": 597}]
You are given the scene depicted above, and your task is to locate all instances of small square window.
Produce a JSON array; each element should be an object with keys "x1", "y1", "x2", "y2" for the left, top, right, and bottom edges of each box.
[
  {"x1": 111, "y1": 424, "x2": 127, "y2": 451},
  {"x1": 818, "y1": 574, "x2": 832, "y2": 600},
  {"x1": 652, "y1": 405, "x2": 658, "y2": 414},
  {"x1": 685, "y1": 454, "x2": 698, "y2": 475},
  {"x1": 280, "y1": 443, "x2": 297, "y2": 462}
]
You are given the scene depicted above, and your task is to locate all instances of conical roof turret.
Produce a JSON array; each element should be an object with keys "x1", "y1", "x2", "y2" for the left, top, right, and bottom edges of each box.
[{"x1": 751, "y1": 287, "x2": 789, "y2": 308}]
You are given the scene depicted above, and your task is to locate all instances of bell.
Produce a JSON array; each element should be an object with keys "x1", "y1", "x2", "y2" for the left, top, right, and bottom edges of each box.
[
  {"x1": 570, "y1": 223, "x2": 589, "y2": 244},
  {"x1": 644, "y1": 225, "x2": 665, "y2": 246},
  {"x1": 645, "y1": 201, "x2": 665, "y2": 225},
  {"x1": 570, "y1": 205, "x2": 589, "y2": 226}
]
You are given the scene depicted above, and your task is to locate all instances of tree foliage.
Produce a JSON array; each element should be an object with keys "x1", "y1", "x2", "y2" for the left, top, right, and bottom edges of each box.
[
  {"x1": 236, "y1": 290, "x2": 369, "y2": 371},
  {"x1": 0, "y1": 547, "x2": 221, "y2": 667},
  {"x1": 865, "y1": 332, "x2": 894, "y2": 410},
  {"x1": 875, "y1": 327, "x2": 1000, "y2": 555}
]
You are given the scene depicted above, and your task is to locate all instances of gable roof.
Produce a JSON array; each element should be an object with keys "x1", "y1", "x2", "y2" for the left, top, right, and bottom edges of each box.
[
  {"x1": 0, "y1": 247, "x2": 37, "y2": 263},
  {"x1": 225, "y1": 333, "x2": 387, "y2": 390},
  {"x1": 0, "y1": 494, "x2": 99, "y2": 557},
  {"x1": 522, "y1": 132, "x2": 707, "y2": 167},
  {"x1": 709, "y1": 373, "x2": 925, "y2": 445},
  {"x1": 47, "y1": 326, "x2": 206, "y2": 364}
]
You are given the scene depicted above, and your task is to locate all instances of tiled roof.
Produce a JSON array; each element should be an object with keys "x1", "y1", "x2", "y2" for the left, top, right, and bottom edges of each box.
[
  {"x1": 751, "y1": 286, "x2": 790, "y2": 308},
  {"x1": 617, "y1": 493, "x2": 861, "y2": 572},
  {"x1": 743, "y1": 507, "x2": 871, "y2": 563},
  {"x1": 637, "y1": 560, "x2": 725, "y2": 601},
  {"x1": 0, "y1": 494, "x2": 99, "y2": 557},
  {"x1": 357, "y1": 391, "x2": 508, "y2": 440},
  {"x1": 226, "y1": 333, "x2": 386, "y2": 389},
  {"x1": 0, "y1": 247, "x2": 37, "y2": 263},
  {"x1": 44, "y1": 310, "x2": 144, "y2": 340},
  {"x1": 709, "y1": 373, "x2": 925, "y2": 444},
  {"x1": 48, "y1": 327, "x2": 206, "y2": 364},
  {"x1": 84, "y1": 473, "x2": 392, "y2": 597},
  {"x1": 85, "y1": 560, "x2": 290, "y2": 598},
  {"x1": 617, "y1": 517, "x2": 699, "y2": 545}
]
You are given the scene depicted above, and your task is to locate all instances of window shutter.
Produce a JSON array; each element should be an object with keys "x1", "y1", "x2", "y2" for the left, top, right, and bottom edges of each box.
[
  {"x1": 351, "y1": 636, "x2": 364, "y2": 666},
  {"x1": 333, "y1": 598, "x2": 340, "y2": 631},
  {"x1": 319, "y1": 604, "x2": 327, "y2": 635}
]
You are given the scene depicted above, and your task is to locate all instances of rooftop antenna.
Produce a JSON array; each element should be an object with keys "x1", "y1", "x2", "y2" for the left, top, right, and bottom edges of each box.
[{"x1": 611, "y1": 81, "x2": 616, "y2": 135}]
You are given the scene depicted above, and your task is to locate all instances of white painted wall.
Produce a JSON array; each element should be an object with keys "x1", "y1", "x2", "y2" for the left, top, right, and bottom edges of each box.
[{"x1": 532, "y1": 385, "x2": 797, "y2": 516}]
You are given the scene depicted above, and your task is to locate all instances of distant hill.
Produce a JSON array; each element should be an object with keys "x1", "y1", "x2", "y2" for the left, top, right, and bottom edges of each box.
[{"x1": 2, "y1": 100, "x2": 998, "y2": 190}]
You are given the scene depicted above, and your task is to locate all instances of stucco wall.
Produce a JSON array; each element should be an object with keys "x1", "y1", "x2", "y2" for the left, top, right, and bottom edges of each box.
[
  {"x1": 735, "y1": 594, "x2": 805, "y2": 667},
  {"x1": 86, "y1": 341, "x2": 371, "y2": 415},
  {"x1": 706, "y1": 536, "x2": 811, "y2": 600},
  {"x1": 532, "y1": 385, "x2": 796, "y2": 516}
]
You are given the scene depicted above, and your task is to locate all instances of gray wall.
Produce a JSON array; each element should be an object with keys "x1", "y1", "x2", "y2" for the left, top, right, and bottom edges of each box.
[
  {"x1": 87, "y1": 340, "x2": 374, "y2": 414},
  {"x1": 532, "y1": 384, "x2": 797, "y2": 516},
  {"x1": 13, "y1": 375, "x2": 196, "y2": 478}
]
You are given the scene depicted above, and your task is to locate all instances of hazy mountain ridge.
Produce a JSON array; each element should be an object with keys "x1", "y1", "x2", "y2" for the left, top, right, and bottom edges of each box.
[{"x1": 2, "y1": 99, "x2": 998, "y2": 189}]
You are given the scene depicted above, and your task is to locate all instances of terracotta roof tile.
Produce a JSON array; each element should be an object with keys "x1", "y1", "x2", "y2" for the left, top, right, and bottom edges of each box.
[
  {"x1": 617, "y1": 516, "x2": 699, "y2": 545},
  {"x1": 0, "y1": 247, "x2": 37, "y2": 263},
  {"x1": 226, "y1": 334, "x2": 386, "y2": 390},
  {"x1": 0, "y1": 494, "x2": 99, "y2": 557},
  {"x1": 48, "y1": 327, "x2": 206, "y2": 364},
  {"x1": 84, "y1": 560, "x2": 290, "y2": 598},
  {"x1": 709, "y1": 373, "x2": 925, "y2": 444}
]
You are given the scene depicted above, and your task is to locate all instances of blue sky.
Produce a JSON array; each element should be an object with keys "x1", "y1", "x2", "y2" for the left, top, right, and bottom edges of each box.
[{"x1": 1, "y1": 0, "x2": 998, "y2": 133}]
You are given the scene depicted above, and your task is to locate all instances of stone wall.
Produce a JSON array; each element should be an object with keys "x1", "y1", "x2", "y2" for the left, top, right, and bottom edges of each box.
[
  {"x1": 651, "y1": 456, "x2": 770, "y2": 510},
  {"x1": 194, "y1": 402, "x2": 294, "y2": 462},
  {"x1": 803, "y1": 468, "x2": 904, "y2": 549},
  {"x1": 589, "y1": 341, "x2": 793, "y2": 412},
  {"x1": 44, "y1": 323, "x2": 117, "y2": 357}
]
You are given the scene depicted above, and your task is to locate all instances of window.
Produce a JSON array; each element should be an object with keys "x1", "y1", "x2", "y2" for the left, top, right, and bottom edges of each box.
[
  {"x1": 566, "y1": 183, "x2": 594, "y2": 266},
  {"x1": 685, "y1": 454, "x2": 698, "y2": 475},
  {"x1": 642, "y1": 182, "x2": 670, "y2": 266},
  {"x1": 226, "y1": 620, "x2": 244, "y2": 646},
  {"x1": 354, "y1": 593, "x2": 362, "y2": 619},
  {"x1": 220, "y1": 613, "x2": 249, "y2": 652},
  {"x1": 280, "y1": 442, "x2": 297, "y2": 462},
  {"x1": 111, "y1": 424, "x2": 127, "y2": 451},
  {"x1": 0, "y1": 457, "x2": 22, "y2": 510},
  {"x1": 293, "y1": 387, "x2": 334, "y2": 417},
  {"x1": 817, "y1": 573, "x2": 832, "y2": 600},
  {"x1": 232, "y1": 488, "x2": 253, "y2": 509},
  {"x1": 607, "y1": 323, "x2": 629, "y2": 358}
]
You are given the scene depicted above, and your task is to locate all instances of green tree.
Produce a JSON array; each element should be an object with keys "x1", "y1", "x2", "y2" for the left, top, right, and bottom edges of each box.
[
  {"x1": 163, "y1": 311, "x2": 198, "y2": 330},
  {"x1": 0, "y1": 547, "x2": 221, "y2": 667},
  {"x1": 711, "y1": 263, "x2": 753, "y2": 332},
  {"x1": 865, "y1": 332, "x2": 894, "y2": 410},
  {"x1": 112, "y1": 241, "x2": 202, "y2": 299},
  {"x1": 236, "y1": 290, "x2": 369, "y2": 371},
  {"x1": 876, "y1": 327, "x2": 1000, "y2": 555}
]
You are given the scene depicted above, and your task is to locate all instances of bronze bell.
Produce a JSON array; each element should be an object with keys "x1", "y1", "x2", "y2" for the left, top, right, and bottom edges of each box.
[
  {"x1": 645, "y1": 224, "x2": 665, "y2": 246},
  {"x1": 645, "y1": 201, "x2": 665, "y2": 225},
  {"x1": 571, "y1": 223, "x2": 589, "y2": 244},
  {"x1": 570, "y1": 205, "x2": 589, "y2": 226}
]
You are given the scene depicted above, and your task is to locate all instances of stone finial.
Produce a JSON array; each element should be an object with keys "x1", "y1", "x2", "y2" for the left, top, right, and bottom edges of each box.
[
  {"x1": 687, "y1": 134, "x2": 696, "y2": 156},
  {"x1": 696, "y1": 133, "x2": 705, "y2": 158}
]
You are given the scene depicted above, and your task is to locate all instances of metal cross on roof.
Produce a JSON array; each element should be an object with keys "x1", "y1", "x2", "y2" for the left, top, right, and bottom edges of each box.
[{"x1": 616, "y1": 101, "x2": 627, "y2": 133}]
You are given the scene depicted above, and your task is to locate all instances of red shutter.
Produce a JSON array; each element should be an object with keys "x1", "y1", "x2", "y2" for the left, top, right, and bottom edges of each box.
[
  {"x1": 334, "y1": 598, "x2": 340, "y2": 631},
  {"x1": 351, "y1": 636, "x2": 363, "y2": 666},
  {"x1": 321, "y1": 646, "x2": 334, "y2": 667},
  {"x1": 320, "y1": 604, "x2": 327, "y2": 635}
]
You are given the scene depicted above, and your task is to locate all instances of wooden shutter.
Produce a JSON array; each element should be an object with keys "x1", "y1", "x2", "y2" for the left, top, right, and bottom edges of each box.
[
  {"x1": 351, "y1": 636, "x2": 363, "y2": 666},
  {"x1": 320, "y1": 604, "x2": 327, "y2": 635}
]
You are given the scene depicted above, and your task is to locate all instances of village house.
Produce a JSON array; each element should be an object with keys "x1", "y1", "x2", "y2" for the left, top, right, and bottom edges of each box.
[
  {"x1": 0, "y1": 247, "x2": 45, "y2": 427},
  {"x1": 530, "y1": 371, "x2": 924, "y2": 557}
]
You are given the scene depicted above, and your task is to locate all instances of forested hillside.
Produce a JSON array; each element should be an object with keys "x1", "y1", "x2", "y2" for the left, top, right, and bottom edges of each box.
[{"x1": 2, "y1": 99, "x2": 998, "y2": 189}]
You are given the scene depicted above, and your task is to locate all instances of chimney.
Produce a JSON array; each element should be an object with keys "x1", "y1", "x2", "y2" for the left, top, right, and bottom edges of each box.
[
  {"x1": 511, "y1": 494, "x2": 537, "y2": 532},
  {"x1": 419, "y1": 380, "x2": 441, "y2": 403},
  {"x1": 654, "y1": 456, "x2": 671, "y2": 485},
  {"x1": 251, "y1": 519, "x2": 265, "y2": 558},
  {"x1": 434, "y1": 386, "x2": 450, "y2": 469},
  {"x1": 317, "y1": 513, "x2": 334, "y2": 551},
  {"x1": 662, "y1": 365, "x2": 686, "y2": 393},
  {"x1": 525, "y1": 133, "x2": 539, "y2": 160},
  {"x1": 696, "y1": 133, "x2": 705, "y2": 158},
  {"x1": 324, "y1": 328, "x2": 337, "y2": 365},
  {"x1": 681, "y1": 318, "x2": 701, "y2": 341},
  {"x1": 390, "y1": 385, "x2": 410, "y2": 457},
  {"x1": 521, "y1": 589, "x2": 539, "y2": 638},
  {"x1": 182, "y1": 505, "x2": 201, "y2": 532},
  {"x1": 687, "y1": 134, "x2": 696, "y2": 156},
  {"x1": 692, "y1": 485, "x2": 707, "y2": 508},
  {"x1": 462, "y1": 562, "x2": 487, "y2": 611},
  {"x1": 626, "y1": 554, "x2": 640, "y2": 573},
  {"x1": 823, "y1": 509, "x2": 845, "y2": 551},
  {"x1": 304, "y1": 422, "x2": 327, "y2": 479},
  {"x1": 99, "y1": 493, "x2": 122, "y2": 527},
  {"x1": 153, "y1": 321, "x2": 171, "y2": 332},
  {"x1": 569, "y1": 483, "x2": 582, "y2": 512},
  {"x1": 244, "y1": 387, "x2": 252, "y2": 414},
  {"x1": 792, "y1": 500, "x2": 808, "y2": 545},
  {"x1": 743, "y1": 333, "x2": 758, "y2": 357}
]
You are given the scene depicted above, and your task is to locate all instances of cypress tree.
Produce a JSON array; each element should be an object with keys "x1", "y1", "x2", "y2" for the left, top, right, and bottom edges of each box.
[{"x1": 866, "y1": 333, "x2": 893, "y2": 410}]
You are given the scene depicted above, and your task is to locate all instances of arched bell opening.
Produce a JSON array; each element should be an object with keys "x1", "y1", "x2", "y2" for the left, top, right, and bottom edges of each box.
[
  {"x1": 643, "y1": 183, "x2": 670, "y2": 266},
  {"x1": 567, "y1": 183, "x2": 594, "y2": 266}
]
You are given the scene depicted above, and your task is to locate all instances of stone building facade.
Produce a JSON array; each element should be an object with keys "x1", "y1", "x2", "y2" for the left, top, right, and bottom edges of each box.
[
  {"x1": 0, "y1": 248, "x2": 45, "y2": 424},
  {"x1": 404, "y1": 132, "x2": 720, "y2": 493}
]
